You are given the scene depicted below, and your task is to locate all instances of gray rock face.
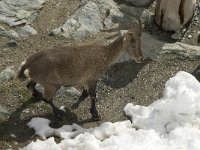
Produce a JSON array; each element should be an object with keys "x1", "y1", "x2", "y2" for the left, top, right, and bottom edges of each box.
[
  {"x1": 0, "y1": 66, "x2": 16, "y2": 83},
  {"x1": 161, "y1": 42, "x2": 200, "y2": 59},
  {"x1": 57, "y1": 86, "x2": 81, "y2": 97},
  {"x1": 18, "y1": 25, "x2": 38, "y2": 38},
  {"x1": 0, "y1": 0, "x2": 47, "y2": 40},
  {"x1": 51, "y1": 0, "x2": 143, "y2": 40},
  {"x1": 52, "y1": 1, "x2": 104, "y2": 39},
  {"x1": 0, "y1": 0, "x2": 46, "y2": 27},
  {"x1": 0, "y1": 25, "x2": 19, "y2": 40},
  {"x1": 51, "y1": 0, "x2": 122, "y2": 39}
]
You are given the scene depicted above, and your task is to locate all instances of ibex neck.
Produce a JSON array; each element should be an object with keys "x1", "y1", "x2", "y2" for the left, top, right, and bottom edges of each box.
[{"x1": 106, "y1": 36, "x2": 124, "y2": 64}]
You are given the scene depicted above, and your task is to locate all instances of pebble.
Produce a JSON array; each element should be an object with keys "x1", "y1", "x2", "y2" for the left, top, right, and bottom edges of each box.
[
  {"x1": 7, "y1": 40, "x2": 17, "y2": 47},
  {"x1": 194, "y1": 17, "x2": 199, "y2": 21},
  {"x1": 182, "y1": 28, "x2": 186, "y2": 33},
  {"x1": 171, "y1": 31, "x2": 181, "y2": 40},
  {"x1": 188, "y1": 34, "x2": 192, "y2": 39},
  {"x1": 23, "y1": 109, "x2": 29, "y2": 113},
  {"x1": 60, "y1": 106, "x2": 66, "y2": 112},
  {"x1": 0, "y1": 66, "x2": 16, "y2": 83},
  {"x1": 10, "y1": 134, "x2": 16, "y2": 138}
]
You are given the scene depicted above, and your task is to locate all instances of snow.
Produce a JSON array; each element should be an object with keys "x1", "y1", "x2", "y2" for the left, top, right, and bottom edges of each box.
[{"x1": 23, "y1": 71, "x2": 200, "y2": 150}]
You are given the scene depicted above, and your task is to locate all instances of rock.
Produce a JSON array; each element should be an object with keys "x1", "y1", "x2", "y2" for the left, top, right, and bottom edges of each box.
[
  {"x1": 141, "y1": 32, "x2": 166, "y2": 59},
  {"x1": 0, "y1": 0, "x2": 47, "y2": 27},
  {"x1": 65, "y1": 87, "x2": 81, "y2": 96},
  {"x1": 161, "y1": 42, "x2": 200, "y2": 59},
  {"x1": 35, "y1": 84, "x2": 44, "y2": 94},
  {"x1": 0, "y1": 66, "x2": 16, "y2": 83},
  {"x1": 0, "y1": 105, "x2": 10, "y2": 122},
  {"x1": 51, "y1": 1, "x2": 105, "y2": 39},
  {"x1": 0, "y1": 25, "x2": 19, "y2": 40},
  {"x1": 182, "y1": 28, "x2": 187, "y2": 34},
  {"x1": 124, "y1": 0, "x2": 155, "y2": 7},
  {"x1": 188, "y1": 34, "x2": 192, "y2": 39},
  {"x1": 141, "y1": 9, "x2": 153, "y2": 24},
  {"x1": 59, "y1": 106, "x2": 66, "y2": 112},
  {"x1": 58, "y1": 86, "x2": 81, "y2": 97},
  {"x1": 18, "y1": 25, "x2": 38, "y2": 38},
  {"x1": 51, "y1": 0, "x2": 143, "y2": 40},
  {"x1": 155, "y1": 0, "x2": 196, "y2": 32},
  {"x1": 194, "y1": 17, "x2": 199, "y2": 21},
  {"x1": 171, "y1": 30, "x2": 182, "y2": 40},
  {"x1": 7, "y1": 40, "x2": 17, "y2": 47},
  {"x1": 0, "y1": 0, "x2": 46, "y2": 40},
  {"x1": 10, "y1": 134, "x2": 17, "y2": 138}
]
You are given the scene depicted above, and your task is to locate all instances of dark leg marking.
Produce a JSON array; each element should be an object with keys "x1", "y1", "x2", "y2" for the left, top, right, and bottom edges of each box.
[
  {"x1": 71, "y1": 89, "x2": 89, "y2": 109},
  {"x1": 88, "y1": 80, "x2": 101, "y2": 121},
  {"x1": 42, "y1": 98, "x2": 65, "y2": 118},
  {"x1": 26, "y1": 81, "x2": 42, "y2": 101}
]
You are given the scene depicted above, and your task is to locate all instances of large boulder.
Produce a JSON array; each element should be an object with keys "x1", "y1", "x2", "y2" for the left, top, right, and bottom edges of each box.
[
  {"x1": 161, "y1": 42, "x2": 200, "y2": 59},
  {"x1": 51, "y1": 0, "x2": 143, "y2": 40}
]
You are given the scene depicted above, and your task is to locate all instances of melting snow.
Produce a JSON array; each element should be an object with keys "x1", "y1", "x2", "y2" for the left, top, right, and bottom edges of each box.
[{"x1": 23, "y1": 71, "x2": 200, "y2": 150}]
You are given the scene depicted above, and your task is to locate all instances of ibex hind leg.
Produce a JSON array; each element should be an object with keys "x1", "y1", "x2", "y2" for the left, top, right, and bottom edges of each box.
[
  {"x1": 26, "y1": 80, "x2": 42, "y2": 102},
  {"x1": 88, "y1": 80, "x2": 101, "y2": 121}
]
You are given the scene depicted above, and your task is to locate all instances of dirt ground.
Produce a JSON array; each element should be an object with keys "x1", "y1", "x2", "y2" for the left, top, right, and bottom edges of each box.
[{"x1": 0, "y1": 0, "x2": 200, "y2": 149}]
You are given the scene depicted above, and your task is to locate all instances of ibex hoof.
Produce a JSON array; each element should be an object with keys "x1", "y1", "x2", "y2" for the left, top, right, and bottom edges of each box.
[
  {"x1": 71, "y1": 103, "x2": 79, "y2": 109},
  {"x1": 92, "y1": 114, "x2": 101, "y2": 121},
  {"x1": 32, "y1": 92, "x2": 43, "y2": 102},
  {"x1": 90, "y1": 108, "x2": 101, "y2": 121},
  {"x1": 53, "y1": 109, "x2": 65, "y2": 118}
]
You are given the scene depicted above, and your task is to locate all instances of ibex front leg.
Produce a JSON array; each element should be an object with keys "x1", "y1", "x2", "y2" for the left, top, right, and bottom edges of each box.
[{"x1": 88, "y1": 80, "x2": 101, "y2": 121}]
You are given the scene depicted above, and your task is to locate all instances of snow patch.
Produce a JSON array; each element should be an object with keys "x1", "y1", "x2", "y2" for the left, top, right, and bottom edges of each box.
[{"x1": 24, "y1": 71, "x2": 200, "y2": 150}]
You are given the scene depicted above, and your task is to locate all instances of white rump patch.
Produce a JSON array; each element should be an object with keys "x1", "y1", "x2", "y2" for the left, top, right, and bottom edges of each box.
[
  {"x1": 24, "y1": 69, "x2": 30, "y2": 78},
  {"x1": 19, "y1": 60, "x2": 26, "y2": 71},
  {"x1": 21, "y1": 60, "x2": 26, "y2": 66}
]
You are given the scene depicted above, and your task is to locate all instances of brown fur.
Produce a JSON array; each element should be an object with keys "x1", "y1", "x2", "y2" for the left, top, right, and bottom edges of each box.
[{"x1": 18, "y1": 28, "x2": 143, "y2": 120}]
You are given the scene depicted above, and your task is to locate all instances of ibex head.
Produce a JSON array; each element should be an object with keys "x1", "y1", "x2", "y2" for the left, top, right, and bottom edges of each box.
[{"x1": 121, "y1": 18, "x2": 144, "y2": 63}]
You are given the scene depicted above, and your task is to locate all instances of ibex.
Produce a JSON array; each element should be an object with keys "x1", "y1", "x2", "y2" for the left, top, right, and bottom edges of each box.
[{"x1": 18, "y1": 22, "x2": 143, "y2": 121}]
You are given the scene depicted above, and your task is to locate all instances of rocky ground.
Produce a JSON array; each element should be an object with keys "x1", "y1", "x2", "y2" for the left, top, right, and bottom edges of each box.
[{"x1": 0, "y1": 0, "x2": 200, "y2": 149}]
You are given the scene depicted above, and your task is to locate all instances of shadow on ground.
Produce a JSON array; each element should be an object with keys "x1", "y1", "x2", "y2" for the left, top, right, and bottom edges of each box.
[
  {"x1": 192, "y1": 64, "x2": 200, "y2": 81},
  {"x1": 102, "y1": 59, "x2": 151, "y2": 88},
  {"x1": 0, "y1": 96, "x2": 95, "y2": 146}
]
